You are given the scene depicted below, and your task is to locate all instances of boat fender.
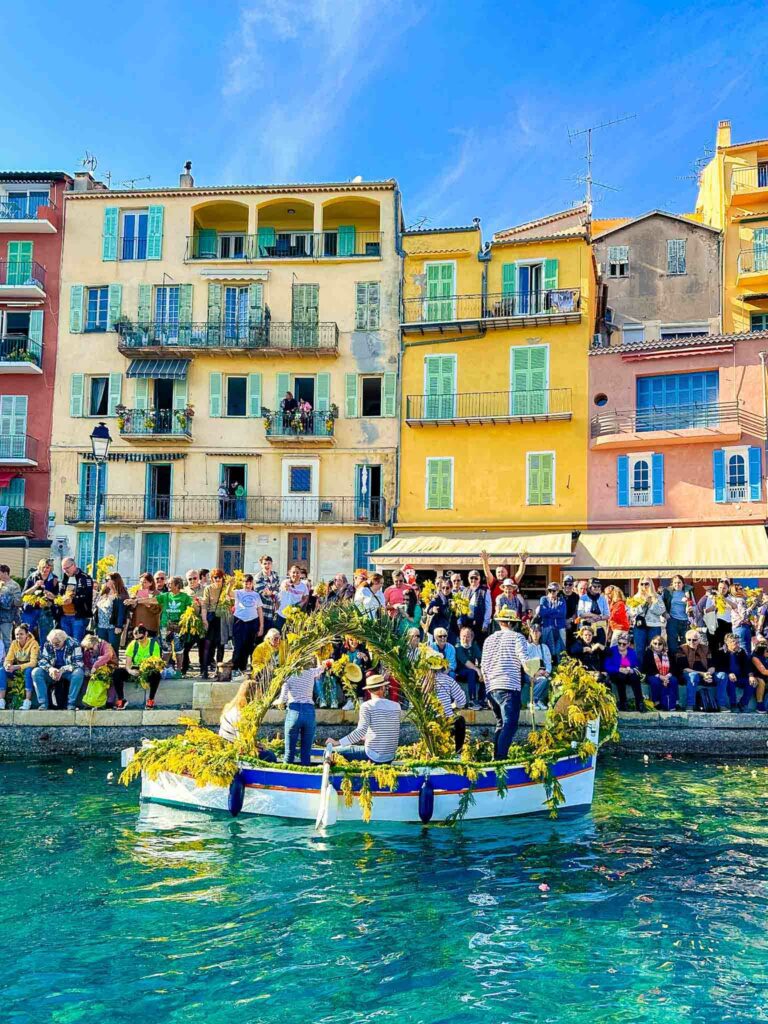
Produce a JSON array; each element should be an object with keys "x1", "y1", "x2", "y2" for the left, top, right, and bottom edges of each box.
[
  {"x1": 418, "y1": 775, "x2": 435, "y2": 824},
  {"x1": 228, "y1": 773, "x2": 245, "y2": 817}
]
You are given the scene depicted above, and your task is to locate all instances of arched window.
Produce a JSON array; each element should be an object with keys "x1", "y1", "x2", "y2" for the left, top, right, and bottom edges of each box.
[
  {"x1": 632, "y1": 458, "x2": 650, "y2": 504},
  {"x1": 726, "y1": 453, "x2": 746, "y2": 499}
]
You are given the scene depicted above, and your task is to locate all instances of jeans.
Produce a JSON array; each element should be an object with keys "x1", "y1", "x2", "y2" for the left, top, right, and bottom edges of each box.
[
  {"x1": 31, "y1": 666, "x2": 84, "y2": 709},
  {"x1": 284, "y1": 702, "x2": 316, "y2": 765},
  {"x1": 647, "y1": 674, "x2": 679, "y2": 711},
  {"x1": 456, "y1": 665, "x2": 479, "y2": 702},
  {"x1": 60, "y1": 615, "x2": 88, "y2": 643},
  {"x1": 486, "y1": 688, "x2": 522, "y2": 760},
  {"x1": 0, "y1": 620, "x2": 14, "y2": 647},
  {"x1": 667, "y1": 618, "x2": 689, "y2": 655},
  {"x1": 524, "y1": 673, "x2": 550, "y2": 706},
  {"x1": 633, "y1": 625, "x2": 661, "y2": 660},
  {"x1": 542, "y1": 627, "x2": 565, "y2": 661},
  {"x1": 714, "y1": 672, "x2": 752, "y2": 709},
  {"x1": 734, "y1": 624, "x2": 753, "y2": 655},
  {"x1": 341, "y1": 745, "x2": 380, "y2": 762},
  {"x1": 314, "y1": 672, "x2": 340, "y2": 708},
  {"x1": 682, "y1": 669, "x2": 715, "y2": 710},
  {"x1": 0, "y1": 665, "x2": 33, "y2": 696}
]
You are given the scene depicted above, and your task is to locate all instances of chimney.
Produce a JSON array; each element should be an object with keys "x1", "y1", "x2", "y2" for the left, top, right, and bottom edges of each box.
[
  {"x1": 73, "y1": 171, "x2": 94, "y2": 192},
  {"x1": 716, "y1": 119, "x2": 732, "y2": 149},
  {"x1": 179, "y1": 161, "x2": 194, "y2": 189}
]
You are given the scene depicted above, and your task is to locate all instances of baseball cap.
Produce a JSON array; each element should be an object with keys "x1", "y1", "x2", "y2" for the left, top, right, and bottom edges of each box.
[{"x1": 563, "y1": 575, "x2": 575, "y2": 584}]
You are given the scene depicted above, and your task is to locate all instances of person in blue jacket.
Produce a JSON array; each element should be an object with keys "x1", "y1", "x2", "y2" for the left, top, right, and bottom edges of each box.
[
  {"x1": 536, "y1": 582, "x2": 567, "y2": 661},
  {"x1": 604, "y1": 634, "x2": 646, "y2": 712}
]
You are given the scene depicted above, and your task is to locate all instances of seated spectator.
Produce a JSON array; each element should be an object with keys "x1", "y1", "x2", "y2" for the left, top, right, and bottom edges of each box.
[
  {"x1": 0, "y1": 623, "x2": 38, "y2": 710},
  {"x1": 80, "y1": 633, "x2": 118, "y2": 681},
  {"x1": 432, "y1": 669, "x2": 468, "y2": 752},
  {"x1": 604, "y1": 634, "x2": 646, "y2": 712},
  {"x1": 749, "y1": 635, "x2": 768, "y2": 714},
  {"x1": 525, "y1": 621, "x2": 552, "y2": 709},
  {"x1": 32, "y1": 628, "x2": 84, "y2": 711},
  {"x1": 674, "y1": 628, "x2": 716, "y2": 711},
  {"x1": 405, "y1": 627, "x2": 422, "y2": 663},
  {"x1": 713, "y1": 632, "x2": 753, "y2": 712},
  {"x1": 429, "y1": 627, "x2": 457, "y2": 676},
  {"x1": 113, "y1": 625, "x2": 163, "y2": 710},
  {"x1": 536, "y1": 583, "x2": 566, "y2": 661},
  {"x1": 455, "y1": 625, "x2": 483, "y2": 707},
  {"x1": 642, "y1": 635, "x2": 679, "y2": 712},
  {"x1": 569, "y1": 625, "x2": 605, "y2": 673}
]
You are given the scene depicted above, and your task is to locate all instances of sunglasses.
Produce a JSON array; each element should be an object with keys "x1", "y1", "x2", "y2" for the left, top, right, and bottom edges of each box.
[{"x1": 617, "y1": 641, "x2": 629, "y2": 646}]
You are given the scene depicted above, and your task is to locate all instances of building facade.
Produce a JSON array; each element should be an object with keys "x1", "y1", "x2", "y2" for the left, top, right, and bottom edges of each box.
[
  {"x1": 49, "y1": 171, "x2": 402, "y2": 580},
  {"x1": 375, "y1": 207, "x2": 595, "y2": 587},
  {"x1": 0, "y1": 171, "x2": 73, "y2": 570}
]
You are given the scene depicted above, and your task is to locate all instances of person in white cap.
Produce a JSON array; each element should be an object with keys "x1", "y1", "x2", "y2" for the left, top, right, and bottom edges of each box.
[{"x1": 328, "y1": 675, "x2": 401, "y2": 763}]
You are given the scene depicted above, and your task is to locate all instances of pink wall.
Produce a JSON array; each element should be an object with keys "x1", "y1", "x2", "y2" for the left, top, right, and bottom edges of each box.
[{"x1": 587, "y1": 336, "x2": 768, "y2": 526}]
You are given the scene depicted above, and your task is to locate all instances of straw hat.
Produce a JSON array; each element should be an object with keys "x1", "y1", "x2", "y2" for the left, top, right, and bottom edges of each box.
[
  {"x1": 364, "y1": 674, "x2": 388, "y2": 690},
  {"x1": 495, "y1": 606, "x2": 520, "y2": 623}
]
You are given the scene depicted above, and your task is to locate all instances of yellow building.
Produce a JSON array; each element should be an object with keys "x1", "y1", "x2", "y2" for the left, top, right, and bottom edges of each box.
[
  {"x1": 374, "y1": 206, "x2": 595, "y2": 584},
  {"x1": 697, "y1": 119, "x2": 768, "y2": 334},
  {"x1": 49, "y1": 170, "x2": 402, "y2": 580}
]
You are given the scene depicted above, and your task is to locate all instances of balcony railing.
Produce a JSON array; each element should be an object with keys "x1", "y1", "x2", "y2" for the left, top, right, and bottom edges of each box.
[
  {"x1": 725, "y1": 484, "x2": 748, "y2": 502},
  {"x1": 117, "y1": 409, "x2": 192, "y2": 438},
  {"x1": 630, "y1": 489, "x2": 652, "y2": 506},
  {"x1": 185, "y1": 230, "x2": 383, "y2": 260},
  {"x1": 0, "y1": 260, "x2": 46, "y2": 290},
  {"x1": 731, "y1": 164, "x2": 768, "y2": 193},
  {"x1": 0, "y1": 434, "x2": 38, "y2": 462},
  {"x1": 591, "y1": 401, "x2": 744, "y2": 438},
  {"x1": 737, "y1": 248, "x2": 768, "y2": 275},
  {"x1": 117, "y1": 236, "x2": 149, "y2": 261},
  {"x1": 265, "y1": 410, "x2": 335, "y2": 439},
  {"x1": 116, "y1": 320, "x2": 339, "y2": 354},
  {"x1": 0, "y1": 335, "x2": 43, "y2": 368},
  {"x1": 64, "y1": 494, "x2": 386, "y2": 526},
  {"x1": 406, "y1": 388, "x2": 572, "y2": 423},
  {"x1": 402, "y1": 289, "x2": 581, "y2": 325},
  {"x1": 0, "y1": 198, "x2": 49, "y2": 220},
  {"x1": 0, "y1": 506, "x2": 32, "y2": 531}
]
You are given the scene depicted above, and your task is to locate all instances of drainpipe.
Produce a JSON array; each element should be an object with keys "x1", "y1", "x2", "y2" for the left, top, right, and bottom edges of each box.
[{"x1": 392, "y1": 184, "x2": 405, "y2": 532}]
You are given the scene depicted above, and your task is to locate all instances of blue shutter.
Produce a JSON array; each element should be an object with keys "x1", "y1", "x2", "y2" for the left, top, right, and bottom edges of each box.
[
  {"x1": 748, "y1": 446, "x2": 762, "y2": 501},
  {"x1": 651, "y1": 453, "x2": 664, "y2": 505},
  {"x1": 617, "y1": 455, "x2": 629, "y2": 507},
  {"x1": 713, "y1": 449, "x2": 726, "y2": 503}
]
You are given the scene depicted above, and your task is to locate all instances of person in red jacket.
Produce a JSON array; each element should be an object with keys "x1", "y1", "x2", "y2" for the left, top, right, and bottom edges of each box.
[{"x1": 605, "y1": 585, "x2": 630, "y2": 641}]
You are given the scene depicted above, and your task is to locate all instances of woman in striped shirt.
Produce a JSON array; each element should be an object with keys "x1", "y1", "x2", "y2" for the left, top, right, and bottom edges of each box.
[{"x1": 278, "y1": 664, "x2": 322, "y2": 765}]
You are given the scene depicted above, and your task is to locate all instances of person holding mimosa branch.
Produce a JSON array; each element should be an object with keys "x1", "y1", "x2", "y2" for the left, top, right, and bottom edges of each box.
[{"x1": 628, "y1": 578, "x2": 666, "y2": 658}]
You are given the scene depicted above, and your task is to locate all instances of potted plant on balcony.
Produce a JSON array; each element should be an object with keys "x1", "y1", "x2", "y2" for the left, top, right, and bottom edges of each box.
[
  {"x1": 115, "y1": 404, "x2": 128, "y2": 431},
  {"x1": 261, "y1": 407, "x2": 272, "y2": 432},
  {"x1": 113, "y1": 314, "x2": 132, "y2": 332},
  {"x1": 175, "y1": 404, "x2": 195, "y2": 431},
  {"x1": 325, "y1": 403, "x2": 339, "y2": 434}
]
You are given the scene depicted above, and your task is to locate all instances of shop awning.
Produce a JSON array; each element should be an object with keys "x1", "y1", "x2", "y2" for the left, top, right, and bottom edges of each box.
[
  {"x1": 569, "y1": 525, "x2": 768, "y2": 580},
  {"x1": 126, "y1": 359, "x2": 190, "y2": 380},
  {"x1": 373, "y1": 531, "x2": 574, "y2": 570}
]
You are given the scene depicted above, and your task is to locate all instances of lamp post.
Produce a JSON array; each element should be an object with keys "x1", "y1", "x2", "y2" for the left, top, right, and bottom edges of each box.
[{"x1": 90, "y1": 422, "x2": 111, "y2": 571}]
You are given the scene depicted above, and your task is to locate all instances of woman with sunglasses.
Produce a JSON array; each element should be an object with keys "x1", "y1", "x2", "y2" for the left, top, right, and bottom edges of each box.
[
  {"x1": 630, "y1": 578, "x2": 666, "y2": 659},
  {"x1": 604, "y1": 633, "x2": 646, "y2": 712},
  {"x1": 641, "y1": 635, "x2": 679, "y2": 711},
  {"x1": 201, "y1": 569, "x2": 233, "y2": 677}
]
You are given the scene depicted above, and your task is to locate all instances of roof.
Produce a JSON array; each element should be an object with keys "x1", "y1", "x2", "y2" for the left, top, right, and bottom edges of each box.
[
  {"x1": 403, "y1": 225, "x2": 479, "y2": 236},
  {"x1": 722, "y1": 138, "x2": 768, "y2": 152},
  {"x1": 493, "y1": 205, "x2": 589, "y2": 242},
  {"x1": 593, "y1": 210, "x2": 720, "y2": 239},
  {"x1": 66, "y1": 179, "x2": 397, "y2": 200},
  {"x1": 591, "y1": 217, "x2": 631, "y2": 234},
  {"x1": 0, "y1": 171, "x2": 72, "y2": 183},
  {"x1": 590, "y1": 328, "x2": 768, "y2": 356}
]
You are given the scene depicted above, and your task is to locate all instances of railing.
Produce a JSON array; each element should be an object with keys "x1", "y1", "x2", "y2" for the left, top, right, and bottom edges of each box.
[
  {"x1": 731, "y1": 164, "x2": 768, "y2": 192},
  {"x1": 64, "y1": 494, "x2": 386, "y2": 526},
  {"x1": 185, "y1": 229, "x2": 383, "y2": 260},
  {"x1": 0, "y1": 506, "x2": 32, "y2": 531},
  {"x1": 725, "y1": 484, "x2": 748, "y2": 502},
  {"x1": 0, "y1": 198, "x2": 49, "y2": 220},
  {"x1": 0, "y1": 434, "x2": 38, "y2": 461},
  {"x1": 116, "y1": 320, "x2": 339, "y2": 353},
  {"x1": 0, "y1": 335, "x2": 43, "y2": 368},
  {"x1": 117, "y1": 236, "x2": 148, "y2": 261},
  {"x1": 118, "y1": 409, "x2": 192, "y2": 438},
  {"x1": 402, "y1": 288, "x2": 581, "y2": 324},
  {"x1": 737, "y1": 248, "x2": 768, "y2": 275},
  {"x1": 630, "y1": 489, "x2": 652, "y2": 506},
  {"x1": 591, "y1": 401, "x2": 744, "y2": 438},
  {"x1": 406, "y1": 388, "x2": 572, "y2": 421},
  {"x1": 265, "y1": 410, "x2": 335, "y2": 438},
  {"x1": 0, "y1": 260, "x2": 46, "y2": 290}
]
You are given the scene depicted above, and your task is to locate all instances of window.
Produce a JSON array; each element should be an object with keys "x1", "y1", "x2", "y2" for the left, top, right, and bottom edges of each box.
[
  {"x1": 526, "y1": 452, "x2": 554, "y2": 506},
  {"x1": 636, "y1": 371, "x2": 718, "y2": 430},
  {"x1": 426, "y1": 458, "x2": 453, "y2": 510},
  {"x1": 659, "y1": 323, "x2": 709, "y2": 340},
  {"x1": 77, "y1": 530, "x2": 105, "y2": 570},
  {"x1": 667, "y1": 239, "x2": 686, "y2": 275},
  {"x1": 86, "y1": 287, "x2": 108, "y2": 332},
  {"x1": 142, "y1": 532, "x2": 170, "y2": 575},
  {"x1": 226, "y1": 376, "x2": 248, "y2": 417},
  {"x1": 155, "y1": 285, "x2": 179, "y2": 326},
  {"x1": 423, "y1": 354, "x2": 456, "y2": 419},
  {"x1": 4, "y1": 189, "x2": 48, "y2": 219},
  {"x1": 622, "y1": 324, "x2": 645, "y2": 345},
  {"x1": 608, "y1": 245, "x2": 629, "y2": 278},
  {"x1": 361, "y1": 377, "x2": 382, "y2": 417},
  {"x1": 224, "y1": 286, "x2": 249, "y2": 340},
  {"x1": 510, "y1": 345, "x2": 548, "y2": 415},
  {"x1": 714, "y1": 447, "x2": 762, "y2": 503},
  {"x1": 0, "y1": 395, "x2": 28, "y2": 458},
  {"x1": 354, "y1": 534, "x2": 382, "y2": 571},
  {"x1": 219, "y1": 233, "x2": 245, "y2": 259},
  {"x1": 632, "y1": 458, "x2": 650, "y2": 505},
  {"x1": 355, "y1": 282, "x2": 380, "y2": 330},
  {"x1": 3, "y1": 311, "x2": 30, "y2": 337},
  {"x1": 0, "y1": 476, "x2": 25, "y2": 507},
  {"x1": 89, "y1": 376, "x2": 109, "y2": 417},
  {"x1": 751, "y1": 313, "x2": 768, "y2": 332},
  {"x1": 121, "y1": 210, "x2": 148, "y2": 260},
  {"x1": 759, "y1": 161, "x2": 768, "y2": 189},
  {"x1": 727, "y1": 453, "x2": 746, "y2": 499},
  {"x1": 618, "y1": 453, "x2": 664, "y2": 507},
  {"x1": 289, "y1": 466, "x2": 312, "y2": 494},
  {"x1": 425, "y1": 262, "x2": 455, "y2": 322}
]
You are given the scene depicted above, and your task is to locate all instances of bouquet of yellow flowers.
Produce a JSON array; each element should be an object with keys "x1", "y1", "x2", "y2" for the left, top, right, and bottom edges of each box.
[
  {"x1": 420, "y1": 578, "x2": 436, "y2": 604},
  {"x1": 22, "y1": 592, "x2": 48, "y2": 609},
  {"x1": 416, "y1": 643, "x2": 448, "y2": 673},
  {"x1": 128, "y1": 584, "x2": 140, "y2": 597},
  {"x1": 714, "y1": 594, "x2": 728, "y2": 615},
  {"x1": 137, "y1": 656, "x2": 167, "y2": 691},
  {"x1": 178, "y1": 604, "x2": 204, "y2": 638},
  {"x1": 745, "y1": 587, "x2": 764, "y2": 609},
  {"x1": 281, "y1": 605, "x2": 303, "y2": 624},
  {"x1": 53, "y1": 595, "x2": 66, "y2": 608},
  {"x1": 251, "y1": 640, "x2": 277, "y2": 674},
  {"x1": 228, "y1": 569, "x2": 246, "y2": 591},
  {"x1": 314, "y1": 580, "x2": 328, "y2": 598},
  {"x1": 625, "y1": 593, "x2": 644, "y2": 610},
  {"x1": 451, "y1": 593, "x2": 470, "y2": 617}
]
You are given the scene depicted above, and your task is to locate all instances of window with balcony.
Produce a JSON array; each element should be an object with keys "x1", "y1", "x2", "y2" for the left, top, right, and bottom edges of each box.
[
  {"x1": 86, "y1": 287, "x2": 108, "y2": 332},
  {"x1": 218, "y1": 233, "x2": 246, "y2": 259},
  {"x1": 617, "y1": 453, "x2": 664, "y2": 507},
  {"x1": 667, "y1": 239, "x2": 687, "y2": 275},
  {"x1": 608, "y1": 246, "x2": 629, "y2": 278},
  {"x1": 636, "y1": 371, "x2": 718, "y2": 431},
  {"x1": 0, "y1": 395, "x2": 28, "y2": 458},
  {"x1": 226, "y1": 376, "x2": 248, "y2": 417},
  {"x1": 425, "y1": 262, "x2": 455, "y2": 321},
  {"x1": 759, "y1": 161, "x2": 768, "y2": 188},
  {"x1": 2, "y1": 189, "x2": 48, "y2": 219},
  {"x1": 121, "y1": 210, "x2": 148, "y2": 261},
  {"x1": 714, "y1": 447, "x2": 762, "y2": 503}
]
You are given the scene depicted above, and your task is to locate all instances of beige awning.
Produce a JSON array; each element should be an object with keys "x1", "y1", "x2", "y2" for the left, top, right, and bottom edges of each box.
[
  {"x1": 569, "y1": 525, "x2": 768, "y2": 580},
  {"x1": 373, "y1": 531, "x2": 574, "y2": 570}
]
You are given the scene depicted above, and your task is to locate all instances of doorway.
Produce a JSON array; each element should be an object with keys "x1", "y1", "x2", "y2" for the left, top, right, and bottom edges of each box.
[
  {"x1": 146, "y1": 464, "x2": 172, "y2": 520},
  {"x1": 287, "y1": 532, "x2": 311, "y2": 573},
  {"x1": 293, "y1": 376, "x2": 315, "y2": 406},
  {"x1": 355, "y1": 464, "x2": 382, "y2": 521},
  {"x1": 220, "y1": 464, "x2": 247, "y2": 521},
  {"x1": 153, "y1": 379, "x2": 174, "y2": 434},
  {"x1": 219, "y1": 533, "x2": 244, "y2": 575},
  {"x1": 517, "y1": 263, "x2": 543, "y2": 314}
]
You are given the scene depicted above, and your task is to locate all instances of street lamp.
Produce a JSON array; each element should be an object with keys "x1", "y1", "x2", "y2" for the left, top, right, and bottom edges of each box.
[{"x1": 90, "y1": 422, "x2": 112, "y2": 569}]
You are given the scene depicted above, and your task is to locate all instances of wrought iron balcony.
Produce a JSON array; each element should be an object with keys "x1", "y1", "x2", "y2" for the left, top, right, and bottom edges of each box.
[
  {"x1": 725, "y1": 484, "x2": 748, "y2": 503},
  {"x1": 402, "y1": 289, "x2": 581, "y2": 329},
  {"x1": 731, "y1": 164, "x2": 768, "y2": 193},
  {"x1": 116, "y1": 320, "x2": 339, "y2": 355},
  {"x1": 590, "y1": 401, "x2": 753, "y2": 438},
  {"x1": 630, "y1": 489, "x2": 652, "y2": 506},
  {"x1": 0, "y1": 260, "x2": 46, "y2": 293},
  {"x1": 0, "y1": 433, "x2": 38, "y2": 464},
  {"x1": 0, "y1": 335, "x2": 43, "y2": 371},
  {"x1": 264, "y1": 410, "x2": 335, "y2": 442},
  {"x1": 0, "y1": 506, "x2": 32, "y2": 532},
  {"x1": 406, "y1": 388, "x2": 573, "y2": 425},
  {"x1": 185, "y1": 229, "x2": 383, "y2": 260},
  {"x1": 64, "y1": 494, "x2": 386, "y2": 526},
  {"x1": 117, "y1": 408, "x2": 192, "y2": 440},
  {"x1": 737, "y1": 248, "x2": 768, "y2": 276}
]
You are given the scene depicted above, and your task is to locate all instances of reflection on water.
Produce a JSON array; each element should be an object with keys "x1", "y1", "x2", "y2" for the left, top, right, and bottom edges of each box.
[{"x1": 1, "y1": 756, "x2": 767, "y2": 1024}]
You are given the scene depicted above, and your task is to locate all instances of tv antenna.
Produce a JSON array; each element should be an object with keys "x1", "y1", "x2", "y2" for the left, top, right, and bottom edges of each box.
[
  {"x1": 121, "y1": 175, "x2": 151, "y2": 190},
  {"x1": 568, "y1": 114, "x2": 637, "y2": 220},
  {"x1": 81, "y1": 151, "x2": 98, "y2": 174},
  {"x1": 407, "y1": 216, "x2": 430, "y2": 231}
]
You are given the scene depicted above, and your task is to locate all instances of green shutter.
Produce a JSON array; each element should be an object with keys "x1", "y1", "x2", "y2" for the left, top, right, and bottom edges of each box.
[
  {"x1": 209, "y1": 372, "x2": 223, "y2": 417},
  {"x1": 107, "y1": 373, "x2": 122, "y2": 415},
  {"x1": 424, "y1": 354, "x2": 455, "y2": 419},
  {"x1": 345, "y1": 373, "x2": 359, "y2": 417},
  {"x1": 28, "y1": 309, "x2": 44, "y2": 344},
  {"x1": 754, "y1": 229, "x2": 768, "y2": 272},
  {"x1": 137, "y1": 283, "x2": 152, "y2": 324},
  {"x1": 502, "y1": 263, "x2": 517, "y2": 295},
  {"x1": 146, "y1": 205, "x2": 164, "y2": 260},
  {"x1": 8, "y1": 241, "x2": 32, "y2": 285},
  {"x1": 426, "y1": 459, "x2": 440, "y2": 509},
  {"x1": 134, "y1": 378, "x2": 149, "y2": 410},
  {"x1": 355, "y1": 283, "x2": 369, "y2": 329},
  {"x1": 544, "y1": 259, "x2": 559, "y2": 290},
  {"x1": 178, "y1": 283, "x2": 193, "y2": 325},
  {"x1": 70, "y1": 373, "x2": 85, "y2": 417},
  {"x1": 382, "y1": 372, "x2": 397, "y2": 417},
  {"x1": 69, "y1": 285, "x2": 84, "y2": 333},
  {"x1": 107, "y1": 283, "x2": 122, "y2": 329},
  {"x1": 248, "y1": 372, "x2": 262, "y2": 417},
  {"x1": 540, "y1": 453, "x2": 554, "y2": 504},
  {"x1": 510, "y1": 345, "x2": 548, "y2": 416},
  {"x1": 368, "y1": 282, "x2": 380, "y2": 329},
  {"x1": 257, "y1": 226, "x2": 276, "y2": 255},
  {"x1": 338, "y1": 225, "x2": 356, "y2": 256},
  {"x1": 196, "y1": 228, "x2": 217, "y2": 258},
  {"x1": 316, "y1": 372, "x2": 331, "y2": 412},
  {"x1": 425, "y1": 263, "x2": 455, "y2": 321},
  {"x1": 528, "y1": 454, "x2": 541, "y2": 504},
  {"x1": 102, "y1": 207, "x2": 118, "y2": 261},
  {"x1": 207, "y1": 282, "x2": 222, "y2": 324},
  {"x1": 426, "y1": 458, "x2": 452, "y2": 510},
  {"x1": 275, "y1": 372, "x2": 291, "y2": 408},
  {"x1": 173, "y1": 378, "x2": 188, "y2": 410},
  {"x1": 249, "y1": 282, "x2": 264, "y2": 326}
]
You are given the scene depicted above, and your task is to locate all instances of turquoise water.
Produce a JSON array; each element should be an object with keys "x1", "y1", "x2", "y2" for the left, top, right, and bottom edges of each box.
[{"x1": 1, "y1": 757, "x2": 768, "y2": 1024}]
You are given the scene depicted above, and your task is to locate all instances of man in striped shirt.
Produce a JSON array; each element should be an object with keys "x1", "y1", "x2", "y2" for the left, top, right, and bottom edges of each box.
[
  {"x1": 329, "y1": 675, "x2": 401, "y2": 763},
  {"x1": 434, "y1": 670, "x2": 468, "y2": 753},
  {"x1": 480, "y1": 607, "x2": 528, "y2": 758}
]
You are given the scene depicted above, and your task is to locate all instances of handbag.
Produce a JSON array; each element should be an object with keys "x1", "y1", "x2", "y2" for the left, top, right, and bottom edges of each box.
[{"x1": 83, "y1": 674, "x2": 110, "y2": 709}]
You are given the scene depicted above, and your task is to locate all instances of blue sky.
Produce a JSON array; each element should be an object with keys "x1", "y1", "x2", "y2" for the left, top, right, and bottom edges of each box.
[{"x1": 2, "y1": 0, "x2": 768, "y2": 234}]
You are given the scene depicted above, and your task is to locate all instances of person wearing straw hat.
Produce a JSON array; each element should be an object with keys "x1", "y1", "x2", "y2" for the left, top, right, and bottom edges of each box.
[
  {"x1": 328, "y1": 674, "x2": 401, "y2": 763},
  {"x1": 480, "y1": 606, "x2": 528, "y2": 759}
]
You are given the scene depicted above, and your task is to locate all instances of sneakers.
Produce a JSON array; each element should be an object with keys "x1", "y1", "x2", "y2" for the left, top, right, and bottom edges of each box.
[
  {"x1": 146, "y1": 699, "x2": 156, "y2": 709},
  {"x1": 0, "y1": 698, "x2": 5, "y2": 710},
  {"x1": 116, "y1": 699, "x2": 129, "y2": 710},
  {"x1": 342, "y1": 699, "x2": 356, "y2": 711},
  {"x1": 232, "y1": 670, "x2": 244, "y2": 682},
  {"x1": 21, "y1": 699, "x2": 32, "y2": 711}
]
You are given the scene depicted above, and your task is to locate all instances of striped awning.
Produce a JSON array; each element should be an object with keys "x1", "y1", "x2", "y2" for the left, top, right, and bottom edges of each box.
[
  {"x1": 126, "y1": 359, "x2": 190, "y2": 380},
  {"x1": 372, "y1": 531, "x2": 574, "y2": 569}
]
